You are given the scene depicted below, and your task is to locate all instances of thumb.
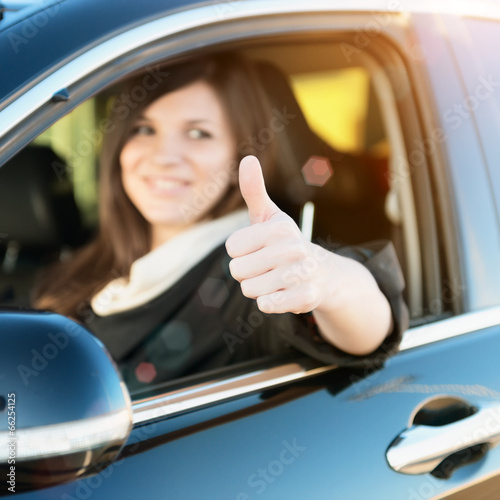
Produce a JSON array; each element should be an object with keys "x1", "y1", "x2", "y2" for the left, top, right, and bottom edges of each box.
[{"x1": 239, "y1": 155, "x2": 279, "y2": 224}]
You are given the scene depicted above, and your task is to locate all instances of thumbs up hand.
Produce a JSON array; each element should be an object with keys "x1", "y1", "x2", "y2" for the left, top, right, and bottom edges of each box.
[
  {"x1": 225, "y1": 155, "x2": 333, "y2": 315},
  {"x1": 226, "y1": 155, "x2": 394, "y2": 355}
]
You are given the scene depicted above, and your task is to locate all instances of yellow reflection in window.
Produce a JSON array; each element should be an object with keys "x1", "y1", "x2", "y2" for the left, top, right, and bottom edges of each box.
[{"x1": 290, "y1": 68, "x2": 370, "y2": 153}]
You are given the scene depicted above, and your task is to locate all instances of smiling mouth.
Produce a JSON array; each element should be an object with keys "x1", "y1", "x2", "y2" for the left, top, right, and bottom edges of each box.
[{"x1": 145, "y1": 177, "x2": 191, "y2": 194}]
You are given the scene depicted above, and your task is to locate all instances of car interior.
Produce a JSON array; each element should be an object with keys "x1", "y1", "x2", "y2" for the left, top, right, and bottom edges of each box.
[{"x1": 0, "y1": 36, "x2": 443, "y2": 396}]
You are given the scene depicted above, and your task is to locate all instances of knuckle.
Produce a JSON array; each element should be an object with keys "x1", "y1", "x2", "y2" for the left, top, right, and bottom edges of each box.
[
  {"x1": 287, "y1": 241, "x2": 308, "y2": 261},
  {"x1": 240, "y1": 280, "x2": 254, "y2": 299},
  {"x1": 257, "y1": 296, "x2": 275, "y2": 314},
  {"x1": 225, "y1": 238, "x2": 236, "y2": 257},
  {"x1": 274, "y1": 219, "x2": 294, "y2": 237},
  {"x1": 228, "y1": 259, "x2": 241, "y2": 281}
]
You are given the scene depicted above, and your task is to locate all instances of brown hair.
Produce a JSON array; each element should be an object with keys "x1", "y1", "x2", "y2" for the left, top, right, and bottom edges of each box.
[{"x1": 33, "y1": 52, "x2": 278, "y2": 319}]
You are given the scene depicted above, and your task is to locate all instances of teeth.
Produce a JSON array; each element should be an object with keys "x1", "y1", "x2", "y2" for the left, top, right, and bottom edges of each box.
[{"x1": 152, "y1": 179, "x2": 185, "y2": 188}]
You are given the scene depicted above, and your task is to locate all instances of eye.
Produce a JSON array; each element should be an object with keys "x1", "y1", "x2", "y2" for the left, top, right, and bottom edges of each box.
[
  {"x1": 131, "y1": 124, "x2": 155, "y2": 136},
  {"x1": 187, "y1": 128, "x2": 212, "y2": 139}
]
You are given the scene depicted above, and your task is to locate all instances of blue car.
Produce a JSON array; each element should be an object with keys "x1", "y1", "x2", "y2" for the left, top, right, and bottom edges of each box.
[{"x1": 1, "y1": 0, "x2": 500, "y2": 498}]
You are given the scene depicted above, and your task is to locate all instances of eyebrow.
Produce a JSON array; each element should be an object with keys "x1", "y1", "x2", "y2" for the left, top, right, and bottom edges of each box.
[
  {"x1": 187, "y1": 119, "x2": 211, "y2": 124},
  {"x1": 136, "y1": 116, "x2": 214, "y2": 125}
]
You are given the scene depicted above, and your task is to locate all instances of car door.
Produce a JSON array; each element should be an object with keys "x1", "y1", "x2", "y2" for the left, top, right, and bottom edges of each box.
[{"x1": 2, "y1": 2, "x2": 500, "y2": 499}]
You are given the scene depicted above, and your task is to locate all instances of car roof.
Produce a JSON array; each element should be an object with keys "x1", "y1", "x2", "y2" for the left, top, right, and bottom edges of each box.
[
  {"x1": 0, "y1": 0, "x2": 194, "y2": 105},
  {"x1": 1, "y1": 0, "x2": 500, "y2": 107}
]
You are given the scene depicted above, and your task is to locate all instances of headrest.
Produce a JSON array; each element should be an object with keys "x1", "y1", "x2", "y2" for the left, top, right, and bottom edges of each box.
[
  {"x1": 256, "y1": 61, "x2": 321, "y2": 206},
  {"x1": 255, "y1": 60, "x2": 392, "y2": 245},
  {"x1": 0, "y1": 145, "x2": 84, "y2": 251}
]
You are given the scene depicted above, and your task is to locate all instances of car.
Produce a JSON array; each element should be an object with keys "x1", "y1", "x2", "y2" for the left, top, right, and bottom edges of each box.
[{"x1": 1, "y1": 0, "x2": 500, "y2": 498}]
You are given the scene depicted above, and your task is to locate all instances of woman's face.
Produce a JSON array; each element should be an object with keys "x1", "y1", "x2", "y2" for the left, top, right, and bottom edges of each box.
[{"x1": 120, "y1": 80, "x2": 237, "y2": 245}]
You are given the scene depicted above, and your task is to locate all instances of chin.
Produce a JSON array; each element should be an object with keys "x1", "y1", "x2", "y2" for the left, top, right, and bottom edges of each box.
[
  {"x1": 145, "y1": 211, "x2": 197, "y2": 229},
  {"x1": 142, "y1": 199, "x2": 218, "y2": 229}
]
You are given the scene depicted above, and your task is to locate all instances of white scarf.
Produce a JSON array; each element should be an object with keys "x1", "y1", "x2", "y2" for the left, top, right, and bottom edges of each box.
[{"x1": 91, "y1": 209, "x2": 250, "y2": 316}]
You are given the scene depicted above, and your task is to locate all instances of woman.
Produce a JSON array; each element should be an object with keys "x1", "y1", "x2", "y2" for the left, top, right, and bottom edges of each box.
[{"x1": 34, "y1": 52, "x2": 407, "y2": 391}]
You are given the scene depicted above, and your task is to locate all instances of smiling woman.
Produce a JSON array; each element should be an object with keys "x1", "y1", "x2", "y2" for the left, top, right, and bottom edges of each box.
[
  {"x1": 33, "y1": 53, "x2": 276, "y2": 316},
  {"x1": 120, "y1": 80, "x2": 238, "y2": 247},
  {"x1": 28, "y1": 51, "x2": 407, "y2": 391}
]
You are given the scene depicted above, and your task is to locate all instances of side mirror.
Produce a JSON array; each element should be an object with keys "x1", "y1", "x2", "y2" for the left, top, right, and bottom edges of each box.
[{"x1": 0, "y1": 310, "x2": 133, "y2": 494}]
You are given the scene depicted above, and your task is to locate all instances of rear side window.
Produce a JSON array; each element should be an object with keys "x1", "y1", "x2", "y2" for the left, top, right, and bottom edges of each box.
[{"x1": 449, "y1": 17, "x2": 500, "y2": 220}]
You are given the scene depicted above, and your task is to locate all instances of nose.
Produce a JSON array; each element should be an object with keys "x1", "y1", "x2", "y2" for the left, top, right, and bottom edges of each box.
[{"x1": 151, "y1": 132, "x2": 184, "y2": 167}]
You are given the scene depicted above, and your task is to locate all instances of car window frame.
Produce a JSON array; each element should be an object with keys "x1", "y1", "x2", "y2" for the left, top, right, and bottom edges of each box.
[
  {"x1": 0, "y1": 8, "x2": 432, "y2": 310},
  {"x1": 0, "y1": 2, "x2": 479, "y2": 421}
]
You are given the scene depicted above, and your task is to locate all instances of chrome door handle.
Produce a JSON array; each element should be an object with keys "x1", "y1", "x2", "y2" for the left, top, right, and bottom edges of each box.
[{"x1": 387, "y1": 403, "x2": 500, "y2": 474}]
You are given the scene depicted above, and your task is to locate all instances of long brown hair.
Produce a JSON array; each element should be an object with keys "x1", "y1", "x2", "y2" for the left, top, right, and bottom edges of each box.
[{"x1": 33, "y1": 52, "x2": 278, "y2": 319}]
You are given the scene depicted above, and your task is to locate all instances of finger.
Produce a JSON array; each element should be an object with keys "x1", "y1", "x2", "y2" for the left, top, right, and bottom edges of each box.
[
  {"x1": 226, "y1": 223, "x2": 266, "y2": 258},
  {"x1": 257, "y1": 286, "x2": 319, "y2": 315},
  {"x1": 229, "y1": 247, "x2": 284, "y2": 281},
  {"x1": 239, "y1": 268, "x2": 287, "y2": 300},
  {"x1": 239, "y1": 155, "x2": 280, "y2": 224},
  {"x1": 225, "y1": 215, "x2": 298, "y2": 258}
]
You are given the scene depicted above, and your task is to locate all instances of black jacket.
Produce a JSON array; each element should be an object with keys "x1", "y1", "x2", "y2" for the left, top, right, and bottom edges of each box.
[{"x1": 82, "y1": 240, "x2": 408, "y2": 393}]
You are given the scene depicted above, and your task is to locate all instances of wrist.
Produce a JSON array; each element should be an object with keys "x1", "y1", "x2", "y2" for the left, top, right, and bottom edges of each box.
[{"x1": 310, "y1": 244, "x2": 346, "y2": 313}]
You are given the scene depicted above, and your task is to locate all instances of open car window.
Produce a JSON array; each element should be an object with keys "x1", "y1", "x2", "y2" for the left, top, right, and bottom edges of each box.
[{"x1": 0, "y1": 23, "x2": 443, "y2": 400}]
